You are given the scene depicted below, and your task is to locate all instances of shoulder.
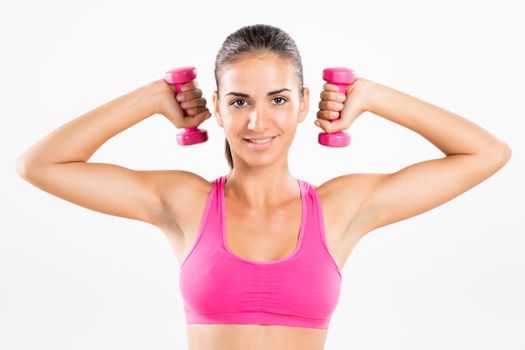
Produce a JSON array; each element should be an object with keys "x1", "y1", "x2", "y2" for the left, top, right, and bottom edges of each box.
[{"x1": 314, "y1": 173, "x2": 388, "y2": 237}]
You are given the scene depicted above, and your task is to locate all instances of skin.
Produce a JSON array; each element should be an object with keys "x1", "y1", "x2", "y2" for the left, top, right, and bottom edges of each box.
[
  {"x1": 212, "y1": 53, "x2": 309, "y2": 212},
  {"x1": 16, "y1": 51, "x2": 511, "y2": 350}
]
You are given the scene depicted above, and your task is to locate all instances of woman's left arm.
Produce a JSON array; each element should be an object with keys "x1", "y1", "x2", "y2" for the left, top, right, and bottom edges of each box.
[{"x1": 323, "y1": 79, "x2": 512, "y2": 236}]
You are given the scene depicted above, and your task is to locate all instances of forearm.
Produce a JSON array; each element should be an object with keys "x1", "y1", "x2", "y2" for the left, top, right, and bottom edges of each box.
[
  {"x1": 17, "y1": 80, "x2": 162, "y2": 166},
  {"x1": 363, "y1": 80, "x2": 511, "y2": 158}
]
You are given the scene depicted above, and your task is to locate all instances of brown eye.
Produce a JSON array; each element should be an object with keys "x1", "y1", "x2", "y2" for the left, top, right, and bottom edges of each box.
[{"x1": 273, "y1": 96, "x2": 287, "y2": 105}]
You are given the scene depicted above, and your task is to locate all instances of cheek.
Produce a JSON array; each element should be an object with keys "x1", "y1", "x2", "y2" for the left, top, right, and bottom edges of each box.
[{"x1": 275, "y1": 104, "x2": 299, "y2": 123}]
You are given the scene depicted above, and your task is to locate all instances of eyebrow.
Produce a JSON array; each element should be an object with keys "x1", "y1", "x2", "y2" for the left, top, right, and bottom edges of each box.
[{"x1": 224, "y1": 88, "x2": 292, "y2": 98}]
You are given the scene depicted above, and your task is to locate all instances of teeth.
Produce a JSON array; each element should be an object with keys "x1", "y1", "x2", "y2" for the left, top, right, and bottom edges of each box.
[{"x1": 247, "y1": 137, "x2": 272, "y2": 144}]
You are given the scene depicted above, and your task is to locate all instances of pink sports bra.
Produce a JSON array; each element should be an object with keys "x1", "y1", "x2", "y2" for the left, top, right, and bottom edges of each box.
[{"x1": 179, "y1": 175, "x2": 342, "y2": 329}]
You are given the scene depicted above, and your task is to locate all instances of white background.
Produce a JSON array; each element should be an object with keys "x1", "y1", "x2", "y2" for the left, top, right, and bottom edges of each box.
[{"x1": 2, "y1": 0, "x2": 524, "y2": 349}]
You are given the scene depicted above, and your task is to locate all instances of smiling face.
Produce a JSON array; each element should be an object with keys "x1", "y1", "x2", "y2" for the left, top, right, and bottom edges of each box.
[{"x1": 213, "y1": 52, "x2": 310, "y2": 168}]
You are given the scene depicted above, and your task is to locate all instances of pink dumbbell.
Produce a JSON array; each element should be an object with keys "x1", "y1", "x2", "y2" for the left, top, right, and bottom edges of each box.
[
  {"x1": 319, "y1": 67, "x2": 357, "y2": 147},
  {"x1": 164, "y1": 66, "x2": 208, "y2": 146}
]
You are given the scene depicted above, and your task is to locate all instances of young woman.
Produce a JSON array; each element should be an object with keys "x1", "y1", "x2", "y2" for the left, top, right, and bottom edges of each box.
[{"x1": 16, "y1": 24, "x2": 511, "y2": 350}]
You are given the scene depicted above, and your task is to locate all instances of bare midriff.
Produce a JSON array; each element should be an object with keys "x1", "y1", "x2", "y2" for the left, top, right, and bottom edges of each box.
[{"x1": 186, "y1": 323, "x2": 328, "y2": 350}]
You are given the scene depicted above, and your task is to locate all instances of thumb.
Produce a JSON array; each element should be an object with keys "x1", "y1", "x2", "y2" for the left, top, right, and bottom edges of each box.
[
  {"x1": 193, "y1": 110, "x2": 212, "y2": 127},
  {"x1": 315, "y1": 117, "x2": 341, "y2": 134},
  {"x1": 315, "y1": 99, "x2": 362, "y2": 133}
]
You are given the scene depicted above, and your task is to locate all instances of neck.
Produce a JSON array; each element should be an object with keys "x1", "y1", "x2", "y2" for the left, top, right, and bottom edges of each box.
[{"x1": 225, "y1": 162, "x2": 299, "y2": 211}]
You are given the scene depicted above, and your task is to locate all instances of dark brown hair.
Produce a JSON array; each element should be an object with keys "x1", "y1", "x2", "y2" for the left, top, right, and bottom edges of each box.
[{"x1": 214, "y1": 24, "x2": 304, "y2": 169}]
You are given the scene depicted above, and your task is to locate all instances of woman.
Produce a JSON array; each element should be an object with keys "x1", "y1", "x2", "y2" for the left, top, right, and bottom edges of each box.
[{"x1": 16, "y1": 24, "x2": 511, "y2": 350}]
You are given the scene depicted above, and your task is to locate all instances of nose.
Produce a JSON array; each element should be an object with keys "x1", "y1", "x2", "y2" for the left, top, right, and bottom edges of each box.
[{"x1": 247, "y1": 104, "x2": 269, "y2": 132}]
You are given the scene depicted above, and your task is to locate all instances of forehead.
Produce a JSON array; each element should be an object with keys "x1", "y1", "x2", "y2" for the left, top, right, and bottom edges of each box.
[{"x1": 220, "y1": 54, "x2": 296, "y2": 94}]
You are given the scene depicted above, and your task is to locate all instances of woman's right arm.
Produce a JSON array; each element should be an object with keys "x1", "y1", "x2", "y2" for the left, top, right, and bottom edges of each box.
[{"x1": 15, "y1": 79, "x2": 211, "y2": 228}]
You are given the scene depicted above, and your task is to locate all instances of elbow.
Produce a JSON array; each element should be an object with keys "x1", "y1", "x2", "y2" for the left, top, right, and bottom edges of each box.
[
  {"x1": 15, "y1": 156, "x2": 29, "y2": 178},
  {"x1": 15, "y1": 155, "x2": 36, "y2": 179},
  {"x1": 488, "y1": 142, "x2": 512, "y2": 168},
  {"x1": 498, "y1": 142, "x2": 512, "y2": 163}
]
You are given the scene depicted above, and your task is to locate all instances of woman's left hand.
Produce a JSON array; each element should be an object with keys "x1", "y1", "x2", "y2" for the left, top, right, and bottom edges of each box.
[{"x1": 315, "y1": 77, "x2": 371, "y2": 133}]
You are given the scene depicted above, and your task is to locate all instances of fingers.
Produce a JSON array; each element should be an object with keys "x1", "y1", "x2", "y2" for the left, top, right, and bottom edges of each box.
[
  {"x1": 194, "y1": 109, "x2": 213, "y2": 123},
  {"x1": 317, "y1": 84, "x2": 346, "y2": 121},
  {"x1": 181, "y1": 80, "x2": 198, "y2": 91},
  {"x1": 315, "y1": 117, "x2": 343, "y2": 134},
  {"x1": 185, "y1": 106, "x2": 211, "y2": 117},
  {"x1": 180, "y1": 97, "x2": 207, "y2": 110},
  {"x1": 318, "y1": 100, "x2": 344, "y2": 116},
  {"x1": 315, "y1": 83, "x2": 348, "y2": 133},
  {"x1": 317, "y1": 93, "x2": 363, "y2": 133},
  {"x1": 322, "y1": 83, "x2": 340, "y2": 92},
  {"x1": 176, "y1": 88, "x2": 202, "y2": 102},
  {"x1": 179, "y1": 109, "x2": 212, "y2": 129},
  {"x1": 320, "y1": 90, "x2": 346, "y2": 102},
  {"x1": 174, "y1": 80, "x2": 211, "y2": 118},
  {"x1": 317, "y1": 109, "x2": 339, "y2": 121}
]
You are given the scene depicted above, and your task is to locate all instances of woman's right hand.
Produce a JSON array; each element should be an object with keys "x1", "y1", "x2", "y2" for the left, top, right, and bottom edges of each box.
[{"x1": 155, "y1": 78, "x2": 212, "y2": 129}]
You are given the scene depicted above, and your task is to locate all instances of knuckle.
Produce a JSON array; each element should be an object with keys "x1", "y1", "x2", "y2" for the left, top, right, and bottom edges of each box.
[
  {"x1": 185, "y1": 92, "x2": 198, "y2": 103},
  {"x1": 180, "y1": 91, "x2": 190, "y2": 100},
  {"x1": 185, "y1": 82, "x2": 197, "y2": 91}
]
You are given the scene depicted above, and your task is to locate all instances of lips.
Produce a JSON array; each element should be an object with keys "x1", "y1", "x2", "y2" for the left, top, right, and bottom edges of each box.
[
  {"x1": 243, "y1": 135, "x2": 277, "y2": 140},
  {"x1": 243, "y1": 135, "x2": 278, "y2": 143},
  {"x1": 242, "y1": 135, "x2": 278, "y2": 147}
]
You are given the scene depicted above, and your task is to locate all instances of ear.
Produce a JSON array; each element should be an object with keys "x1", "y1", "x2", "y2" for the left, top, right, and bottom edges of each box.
[
  {"x1": 212, "y1": 90, "x2": 223, "y2": 128},
  {"x1": 298, "y1": 87, "x2": 310, "y2": 123}
]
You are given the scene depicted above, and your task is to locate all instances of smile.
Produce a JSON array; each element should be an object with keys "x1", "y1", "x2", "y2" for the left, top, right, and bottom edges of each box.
[{"x1": 243, "y1": 136, "x2": 278, "y2": 148}]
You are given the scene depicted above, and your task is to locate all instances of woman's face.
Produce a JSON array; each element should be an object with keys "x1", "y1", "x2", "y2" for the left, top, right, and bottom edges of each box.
[{"x1": 212, "y1": 53, "x2": 310, "y2": 167}]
